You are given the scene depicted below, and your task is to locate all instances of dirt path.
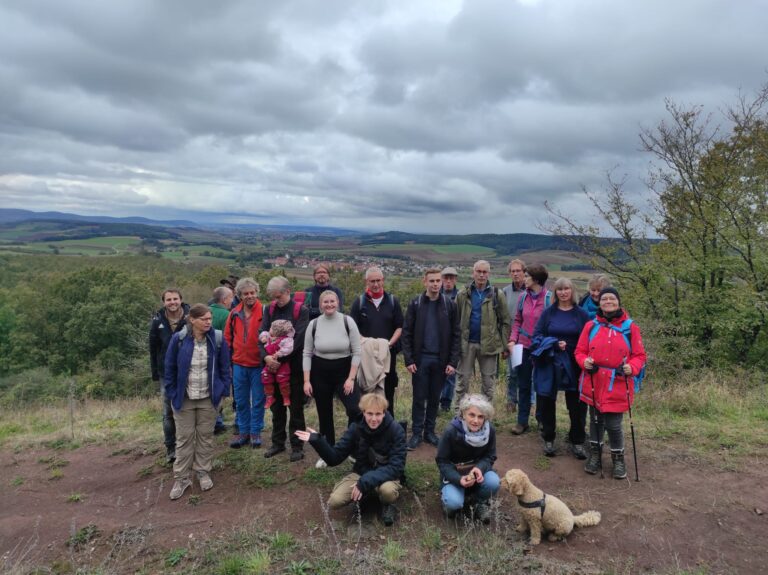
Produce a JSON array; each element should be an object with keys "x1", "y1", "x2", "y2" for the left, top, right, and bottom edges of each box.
[{"x1": 1, "y1": 429, "x2": 766, "y2": 574}]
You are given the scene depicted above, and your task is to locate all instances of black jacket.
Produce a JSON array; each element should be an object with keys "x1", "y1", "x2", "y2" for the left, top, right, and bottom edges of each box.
[
  {"x1": 309, "y1": 412, "x2": 407, "y2": 493},
  {"x1": 304, "y1": 284, "x2": 344, "y2": 320},
  {"x1": 148, "y1": 303, "x2": 190, "y2": 381},
  {"x1": 401, "y1": 293, "x2": 461, "y2": 368},
  {"x1": 349, "y1": 291, "x2": 403, "y2": 354},
  {"x1": 436, "y1": 418, "x2": 497, "y2": 487}
]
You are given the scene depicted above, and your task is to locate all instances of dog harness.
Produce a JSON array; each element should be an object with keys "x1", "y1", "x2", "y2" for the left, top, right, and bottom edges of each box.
[{"x1": 518, "y1": 494, "x2": 547, "y2": 518}]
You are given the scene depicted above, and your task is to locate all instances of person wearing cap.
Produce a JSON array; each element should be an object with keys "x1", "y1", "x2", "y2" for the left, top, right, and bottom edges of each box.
[
  {"x1": 574, "y1": 287, "x2": 646, "y2": 479},
  {"x1": 502, "y1": 259, "x2": 526, "y2": 413},
  {"x1": 304, "y1": 264, "x2": 344, "y2": 320},
  {"x1": 439, "y1": 266, "x2": 459, "y2": 412},
  {"x1": 455, "y1": 260, "x2": 511, "y2": 407}
]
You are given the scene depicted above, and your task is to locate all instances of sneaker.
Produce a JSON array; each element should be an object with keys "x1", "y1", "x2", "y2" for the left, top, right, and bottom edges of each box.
[
  {"x1": 289, "y1": 449, "x2": 304, "y2": 462},
  {"x1": 169, "y1": 478, "x2": 192, "y2": 500},
  {"x1": 407, "y1": 435, "x2": 422, "y2": 451},
  {"x1": 381, "y1": 504, "x2": 396, "y2": 526},
  {"x1": 475, "y1": 501, "x2": 492, "y2": 524},
  {"x1": 165, "y1": 449, "x2": 176, "y2": 464},
  {"x1": 315, "y1": 458, "x2": 328, "y2": 469},
  {"x1": 197, "y1": 471, "x2": 213, "y2": 491},
  {"x1": 251, "y1": 434, "x2": 262, "y2": 449},
  {"x1": 571, "y1": 443, "x2": 587, "y2": 460},
  {"x1": 424, "y1": 432, "x2": 440, "y2": 447},
  {"x1": 511, "y1": 424, "x2": 529, "y2": 435},
  {"x1": 264, "y1": 444, "x2": 286, "y2": 458},
  {"x1": 229, "y1": 435, "x2": 250, "y2": 449},
  {"x1": 543, "y1": 441, "x2": 556, "y2": 457}
]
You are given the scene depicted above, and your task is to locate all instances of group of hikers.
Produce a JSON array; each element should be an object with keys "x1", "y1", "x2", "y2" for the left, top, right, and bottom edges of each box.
[{"x1": 149, "y1": 261, "x2": 646, "y2": 525}]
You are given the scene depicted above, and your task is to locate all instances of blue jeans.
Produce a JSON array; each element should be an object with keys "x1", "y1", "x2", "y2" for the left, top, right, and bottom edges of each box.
[
  {"x1": 441, "y1": 470, "x2": 500, "y2": 511},
  {"x1": 506, "y1": 356, "x2": 519, "y2": 405},
  {"x1": 233, "y1": 365, "x2": 265, "y2": 437},
  {"x1": 440, "y1": 372, "x2": 456, "y2": 409},
  {"x1": 411, "y1": 354, "x2": 444, "y2": 437}
]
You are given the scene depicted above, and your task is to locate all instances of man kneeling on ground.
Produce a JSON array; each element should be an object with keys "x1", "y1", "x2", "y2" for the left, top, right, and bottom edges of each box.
[{"x1": 295, "y1": 393, "x2": 406, "y2": 526}]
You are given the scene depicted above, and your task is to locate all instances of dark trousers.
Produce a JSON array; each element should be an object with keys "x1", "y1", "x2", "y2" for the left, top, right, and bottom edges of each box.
[
  {"x1": 311, "y1": 356, "x2": 361, "y2": 446},
  {"x1": 162, "y1": 386, "x2": 176, "y2": 451},
  {"x1": 537, "y1": 391, "x2": 586, "y2": 443},
  {"x1": 516, "y1": 348, "x2": 537, "y2": 426},
  {"x1": 411, "y1": 353, "x2": 444, "y2": 437},
  {"x1": 269, "y1": 368, "x2": 306, "y2": 450},
  {"x1": 384, "y1": 353, "x2": 399, "y2": 416}
]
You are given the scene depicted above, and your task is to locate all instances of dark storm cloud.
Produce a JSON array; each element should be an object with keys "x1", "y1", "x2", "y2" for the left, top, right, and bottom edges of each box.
[{"x1": 0, "y1": 0, "x2": 766, "y2": 233}]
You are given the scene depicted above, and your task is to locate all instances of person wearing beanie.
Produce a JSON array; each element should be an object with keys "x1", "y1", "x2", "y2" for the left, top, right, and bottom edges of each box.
[{"x1": 574, "y1": 287, "x2": 647, "y2": 479}]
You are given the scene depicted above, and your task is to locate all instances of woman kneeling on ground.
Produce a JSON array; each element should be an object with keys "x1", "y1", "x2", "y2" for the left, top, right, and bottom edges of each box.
[
  {"x1": 164, "y1": 304, "x2": 231, "y2": 500},
  {"x1": 436, "y1": 394, "x2": 500, "y2": 523},
  {"x1": 295, "y1": 393, "x2": 406, "y2": 526},
  {"x1": 574, "y1": 287, "x2": 646, "y2": 479}
]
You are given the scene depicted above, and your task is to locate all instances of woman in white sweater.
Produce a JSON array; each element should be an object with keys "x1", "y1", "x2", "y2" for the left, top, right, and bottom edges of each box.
[{"x1": 304, "y1": 290, "x2": 362, "y2": 463}]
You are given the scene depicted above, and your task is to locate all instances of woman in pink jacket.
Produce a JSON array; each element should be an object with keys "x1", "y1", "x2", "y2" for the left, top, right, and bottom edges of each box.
[
  {"x1": 574, "y1": 287, "x2": 646, "y2": 479},
  {"x1": 507, "y1": 264, "x2": 551, "y2": 435}
]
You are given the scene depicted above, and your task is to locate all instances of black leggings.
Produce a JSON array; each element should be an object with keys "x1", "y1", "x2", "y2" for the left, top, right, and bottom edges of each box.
[
  {"x1": 310, "y1": 356, "x2": 361, "y2": 445},
  {"x1": 537, "y1": 391, "x2": 586, "y2": 443}
]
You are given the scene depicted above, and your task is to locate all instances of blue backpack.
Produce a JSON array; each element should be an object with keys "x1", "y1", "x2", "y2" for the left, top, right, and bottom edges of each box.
[{"x1": 587, "y1": 319, "x2": 646, "y2": 391}]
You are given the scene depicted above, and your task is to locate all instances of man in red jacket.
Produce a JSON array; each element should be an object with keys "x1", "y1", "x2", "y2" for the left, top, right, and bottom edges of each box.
[{"x1": 224, "y1": 278, "x2": 265, "y2": 449}]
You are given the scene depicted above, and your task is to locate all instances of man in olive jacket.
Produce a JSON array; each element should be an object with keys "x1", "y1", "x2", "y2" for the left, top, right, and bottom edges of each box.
[{"x1": 455, "y1": 260, "x2": 511, "y2": 407}]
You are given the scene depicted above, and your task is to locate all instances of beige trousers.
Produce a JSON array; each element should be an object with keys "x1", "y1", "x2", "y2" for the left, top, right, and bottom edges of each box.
[
  {"x1": 327, "y1": 472, "x2": 401, "y2": 510},
  {"x1": 455, "y1": 342, "x2": 498, "y2": 406},
  {"x1": 172, "y1": 397, "x2": 217, "y2": 480}
]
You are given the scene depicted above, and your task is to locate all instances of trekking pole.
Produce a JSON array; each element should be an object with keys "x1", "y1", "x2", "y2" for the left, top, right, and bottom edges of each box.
[
  {"x1": 587, "y1": 361, "x2": 603, "y2": 479},
  {"x1": 622, "y1": 357, "x2": 640, "y2": 482}
]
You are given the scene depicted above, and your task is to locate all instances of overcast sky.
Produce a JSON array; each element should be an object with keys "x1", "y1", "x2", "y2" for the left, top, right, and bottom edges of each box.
[{"x1": 0, "y1": 0, "x2": 765, "y2": 234}]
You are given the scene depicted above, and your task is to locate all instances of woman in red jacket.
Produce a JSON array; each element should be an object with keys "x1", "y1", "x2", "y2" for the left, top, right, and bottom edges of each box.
[{"x1": 574, "y1": 287, "x2": 646, "y2": 479}]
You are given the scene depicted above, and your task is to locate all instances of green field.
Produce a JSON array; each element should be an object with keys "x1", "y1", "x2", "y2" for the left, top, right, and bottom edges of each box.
[{"x1": 0, "y1": 236, "x2": 141, "y2": 256}]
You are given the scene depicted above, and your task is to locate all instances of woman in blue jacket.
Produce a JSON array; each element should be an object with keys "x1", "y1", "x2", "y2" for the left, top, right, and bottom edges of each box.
[
  {"x1": 530, "y1": 278, "x2": 590, "y2": 458},
  {"x1": 164, "y1": 304, "x2": 231, "y2": 500}
]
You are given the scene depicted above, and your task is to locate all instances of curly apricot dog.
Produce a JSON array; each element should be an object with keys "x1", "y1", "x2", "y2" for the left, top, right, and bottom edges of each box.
[{"x1": 502, "y1": 469, "x2": 601, "y2": 545}]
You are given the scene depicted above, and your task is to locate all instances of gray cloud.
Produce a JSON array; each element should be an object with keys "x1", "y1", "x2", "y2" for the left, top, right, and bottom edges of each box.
[{"x1": 0, "y1": 0, "x2": 766, "y2": 234}]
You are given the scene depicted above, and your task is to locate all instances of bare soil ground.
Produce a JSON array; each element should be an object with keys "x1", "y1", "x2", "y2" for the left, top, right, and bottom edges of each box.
[{"x1": 1, "y1": 424, "x2": 766, "y2": 574}]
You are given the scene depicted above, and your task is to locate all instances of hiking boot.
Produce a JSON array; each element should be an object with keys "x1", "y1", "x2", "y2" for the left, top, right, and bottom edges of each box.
[
  {"x1": 543, "y1": 441, "x2": 556, "y2": 457},
  {"x1": 197, "y1": 471, "x2": 213, "y2": 491},
  {"x1": 289, "y1": 449, "x2": 304, "y2": 462},
  {"x1": 165, "y1": 448, "x2": 176, "y2": 464},
  {"x1": 571, "y1": 443, "x2": 587, "y2": 460},
  {"x1": 263, "y1": 444, "x2": 285, "y2": 458},
  {"x1": 475, "y1": 501, "x2": 492, "y2": 524},
  {"x1": 407, "y1": 435, "x2": 422, "y2": 451},
  {"x1": 381, "y1": 504, "x2": 396, "y2": 526},
  {"x1": 424, "y1": 432, "x2": 440, "y2": 447},
  {"x1": 611, "y1": 450, "x2": 627, "y2": 479},
  {"x1": 511, "y1": 423, "x2": 529, "y2": 435},
  {"x1": 584, "y1": 442, "x2": 602, "y2": 475},
  {"x1": 169, "y1": 478, "x2": 192, "y2": 500},
  {"x1": 229, "y1": 435, "x2": 250, "y2": 449},
  {"x1": 250, "y1": 434, "x2": 262, "y2": 449}
]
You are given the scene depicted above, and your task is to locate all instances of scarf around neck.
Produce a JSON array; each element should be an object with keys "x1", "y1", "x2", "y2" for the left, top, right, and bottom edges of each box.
[{"x1": 458, "y1": 418, "x2": 490, "y2": 447}]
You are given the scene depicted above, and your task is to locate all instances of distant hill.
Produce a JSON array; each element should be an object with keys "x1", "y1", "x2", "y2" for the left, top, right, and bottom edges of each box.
[
  {"x1": 0, "y1": 209, "x2": 197, "y2": 227},
  {"x1": 0, "y1": 219, "x2": 182, "y2": 242},
  {"x1": 360, "y1": 231, "x2": 581, "y2": 254}
]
